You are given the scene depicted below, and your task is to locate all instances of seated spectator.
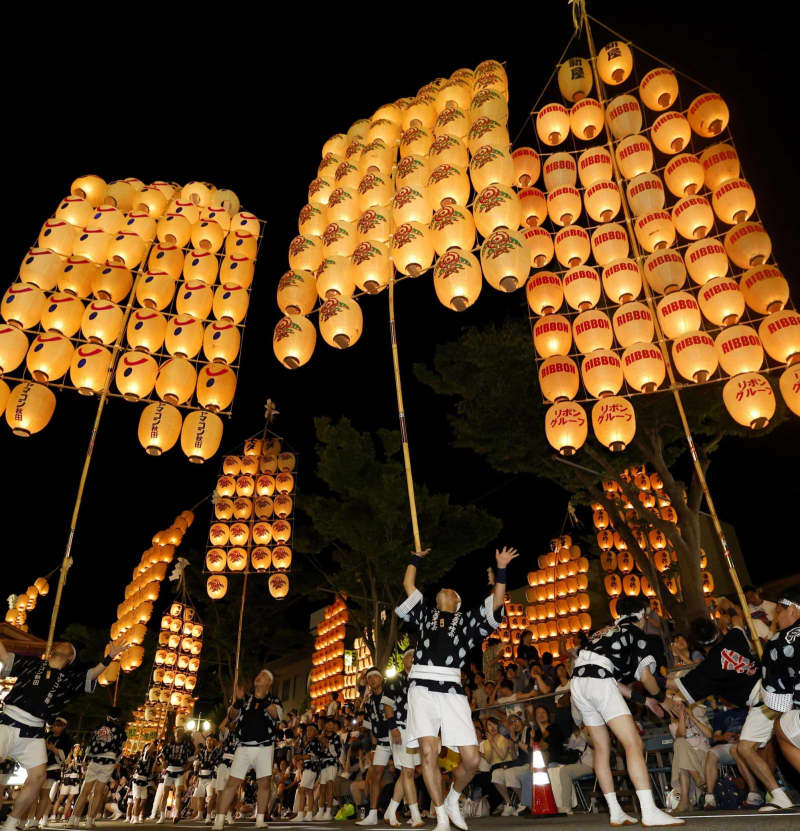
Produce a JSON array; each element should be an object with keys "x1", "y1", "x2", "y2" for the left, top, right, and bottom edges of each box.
[
  {"x1": 670, "y1": 634, "x2": 704, "y2": 667},
  {"x1": 492, "y1": 681, "x2": 524, "y2": 721},
  {"x1": 479, "y1": 717, "x2": 519, "y2": 816},
  {"x1": 472, "y1": 672, "x2": 490, "y2": 710},
  {"x1": 483, "y1": 633, "x2": 504, "y2": 679},
  {"x1": 517, "y1": 631, "x2": 540, "y2": 666},
  {"x1": 531, "y1": 705, "x2": 566, "y2": 764},
  {"x1": 703, "y1": 702, "x2": 761, "y2": 809},
  {"x1": 529, "y1": 663, "x2": 553, "y2": 696},
  {"x1": 668, "y1": 698, "x2": 712, "y2": 813},
  {"x1": 546, "y1": 726, "x2": 594, "y2": 815},
  {"x1": 539, "y1": 652, "x2": 558, "y2": 690},
  {"x1": 744, "y1": 585, "x2": 776, "y2": 641},
  {"x1": 553, "y1": 663, "x2": 573, "y2": 737}
]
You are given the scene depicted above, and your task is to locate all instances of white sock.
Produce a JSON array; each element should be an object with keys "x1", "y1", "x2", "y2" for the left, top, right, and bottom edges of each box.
[
  {"x1": 769, "y1": 788, "x2": 792, "y2": 808},
  {"x1": 369, "y1": 810, "x2": 378, "y2": 819},
  {"x1": 447, "y1": 786, "x2": 461, "y2": 803},
  {"x1": 257, "y1": 813, "x2": 265, "y2": 821},
  {"x1": 434, "y1": 805, "x2": 449, "y2": 826},
  {"x1": 637, "y1": 788, "x2": 683, "y2": 824},
  {"x1": 605, "y1": 791, "x2": 635, "y2": 823},
  {"x1": 409, "y1": 804, "x2": 422, "y2": 821}
]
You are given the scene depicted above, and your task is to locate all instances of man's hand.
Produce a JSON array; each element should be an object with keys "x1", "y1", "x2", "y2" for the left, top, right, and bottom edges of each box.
[
  {"x1": 411, "y1": 549, "x2": 431, "y2": 559},
  {"x1": 108, "y1": 639, "x2": 130, "y2": 660},
  {"x1": 234, "y1": 684, "x2": 246, "y2": 701},
  {"x1": 390, "y1": 728, "x2": 401, "y2": 745},
  {"x1": 661, "y1": 697, "x2": 682, "y2": 719},
  {"x1": 495, "y1": 547, "x2": 519, "y2": 569}
]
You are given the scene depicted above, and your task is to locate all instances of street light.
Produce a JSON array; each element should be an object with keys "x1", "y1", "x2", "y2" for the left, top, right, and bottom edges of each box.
[{"x1": 186, "y1": 715, "x2": 212, "y2": 733}]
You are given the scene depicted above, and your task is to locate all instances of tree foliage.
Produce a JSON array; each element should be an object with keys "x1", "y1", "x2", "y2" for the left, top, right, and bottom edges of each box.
[
  {"x1": 416, "y1": 317, "x2": 786, "y2": 624},
  {"x1": 299, "y1": 417, "x2": 502, "y2": 670}
]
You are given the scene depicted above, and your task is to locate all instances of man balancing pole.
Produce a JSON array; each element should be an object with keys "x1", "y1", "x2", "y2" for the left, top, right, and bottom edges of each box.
[
  {"x1": 0, "y1": 638, "x2": 130, "y2": 831},
  {"x1": 395, "y1": 546, "x2": 518, "y2": 831}
]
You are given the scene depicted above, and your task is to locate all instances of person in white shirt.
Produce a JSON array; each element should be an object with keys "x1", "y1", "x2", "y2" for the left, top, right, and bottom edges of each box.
[
  {"x1": 326, "y1": 693, "x2": 340, "y2": 719},
  {"x1": 744, "y1": 586, "x2": 777, "y2": 642}
]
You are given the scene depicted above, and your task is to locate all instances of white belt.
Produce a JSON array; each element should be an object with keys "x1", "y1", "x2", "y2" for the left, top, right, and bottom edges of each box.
[
  {"x1": 574, "y1": 650, "x2": 615, "y2": 674},
  {"x1": 409, "y1": 665, "x2": 461, "y2": 683},
  {"x1": 2, "y1": 704, "x2": 45, "y2": 727}
]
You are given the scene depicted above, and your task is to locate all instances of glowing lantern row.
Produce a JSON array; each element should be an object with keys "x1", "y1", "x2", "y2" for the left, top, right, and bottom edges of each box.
[
  {"x1": 145, "y1": 601, "x2": 203, "y2": 710},
  {"x1": 4, "y1": 576, "x2": 51, "y2": 631},
  {"x1": 311, "y1": 597, "x2": 349, "y2": 707}
]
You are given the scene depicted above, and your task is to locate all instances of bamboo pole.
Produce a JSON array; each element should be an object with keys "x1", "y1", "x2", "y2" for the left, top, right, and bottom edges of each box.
[
  {"x1": 388, "y1": 271, "x2": 423, "y2": 552},
  {"x1": 579, "y1": 2, "x2": 763, "y2": 656}
]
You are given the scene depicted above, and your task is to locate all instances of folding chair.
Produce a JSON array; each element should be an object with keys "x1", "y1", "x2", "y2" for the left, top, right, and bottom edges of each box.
[{"x1": 643, "y1": 733, "x2": 674, "y2": 808}]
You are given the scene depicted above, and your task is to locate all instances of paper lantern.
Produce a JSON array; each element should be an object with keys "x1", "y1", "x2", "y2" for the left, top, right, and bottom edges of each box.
[
  {"x1": 209, "y1": 521, "x2": 230, "y2": 546},
  {"x1": 69, "y1": 344, "x2": 111, "y2": 395},
  {"x1": 391, "y1": 222, "x2": 434, "y2": 276},
  {"x1": 591, "y1": 224, "x2": 629, "y2": 267},
  {"x1": 623, "y1": 575, "x2": 641, "y2": 597},
  {"x1": 232, "y1": 496, "x2": 252, "y2": 519},
  {"x1": 2, "y1": 283, "x2": 45, "y2": 329},
  {"x1": 205, "y1": 547, "x2": 226, "y2": 573},
  {"x1": 554, "y1": 225, "x2": 591, "y2": 268},
  {"x1": 391, "y1": 185, "x2": 432, "y2": 226},
  {"x1": 622, "y1": 343, "x2": 665, "y2": 392},
  {"x1": 4, "y1": 382, "x2": 55, "y2": 437},
  {"x1": 430, "y1": 205, "x2": 475, "y2": 255},
  {"x1": 433, "y1": 249, "x2": 482, "y2": 311},
  {"x1": 39, "y1": 219, "x2": 77, "y2": 257},
  {"x1": 272, "y1": 545, "x2": 292, "y2": 569},
  {"x1": 358, "y1": 172, "x2": 395, "y2": 213},
  {"x1": 480, "y1": 229, "x2": 529, "y2": 292},
  {"x1": 663, "y1": 153, "x2": 704, "y2": 198},
  {"x1": 582, "y1": 350, "x2": 623, "y2": 398},
  {"x1": 536, "y1": 103, "x2": 570, "y2": 146},
  {"x1": 687, "y1": 93, "x2": 729, "y2": 137},
  {"x1": 71, "y1": 174, "x2": 106, "y2": 206},
  {"x1": 274, "y1": 494, "x2": 293, "y2": 518},
  {"x1": 0, "y1": 325, "x2": 27, "y2": 375},
  {"x1": 601, "y1": 258, "x2": 640, "y2": 304},
  {"x1": 467, "y1": 114, "x2": 509, "y2": 153},
  {"x1": 213, "y1": 283, "x2": 249, "y2": 324},
  {"x1": 115, "y1": 351, "x2": 157, "y2": 400},
  {"x1": 183, "y1": 251, "x2": 219, "y2": 286},
  {"x1": 522, "y1": 226, "x2": 554, "y2": 269},
  {"x1": 643, "y1": 250, "x2": 686, "y2": 294},
  {"x1": 779, "y1": 365, "x2": 800, "y2": 416},
  {"x1": 319, "y1": 297, "x2": 363, "y2": 349},
  {"x1": 583, "y1": 181, "x2": 620, "y2": 224},
  {"x1": 539, "y1": 356, "x2": 580, "y2": 403},
  {"x1": 126, "y1": 309, "x2": 166, "y2": 354},
  {"x1": 542, "y1": 153, "x2": 577, "y2": 192},
  {"x1": 81, "y1": 300, "x2": 123, "y2": 344},
  {"x1": 252, "y1": 522, "x2": 273, "y2": 546},
  {"x1": 156, "y1": 213, "x2": 192, "y2": 247},
  {"x1": 164, "y1": 314, "x2": 202, "y2": 359},
  {"x1": 427, "y1": 164, "x2": 470, "y2": 207},
  {"x1": 597, "y1": 41, "x2": 633, "y2": 84},
  {"x1": 518, "y1": 188, "x2": 547, "y2": 228},
  {"x1": 107, "y1": 231, "x2": 147, "y2": 268},
  {"x1": 573, "y1": 310, "x2": 613, "y2": 353},
  {"x1": 269, "y1": 573, "x2": 290, "y2": 599},
  {"x1": 634, "y1": 211, "x2": 675, "y2": 253},
  {"x1": 563, "y1": 266, "x2": 601, "y2": 311},
  {"x1": 147, "y1": 244, "x2": 184, "y2": 279},
  {"x1": 137, "y1": 402, "x2": 181, "y2": 455},
  {"x1": 288, "y1": 234, "x2": 322, "y2": 272},
  {"x1": 430, "y1": 134, "x2": 470, "y2": 169},
  {"x1": 191, "y1": 220, "x2": 226, "y2": 253},
  {"x1": 544, "y1": 400, "x2": 587, "y2": 456},
  {"x1": 741, "y1": 265, "x2": 789, "y2": 315},
  {"x1": 275, "y1": 471, "x2": 294, "y2": 494},
  {"x1": 652, "y1": 111, "x2": 691, "y2": 154},
  {"x1": 469, "y1": 144, "x2": 514, "y2": 190},
  {"x1": 672, "y1": 331, "x2": 719, "y2": 382},
  {"x1": 656, "y1": 292, "x2": 701, "y2": 339},
  {"x1": 56, "y1": 196, "x2": 93, "y2": 228},
  {"x1": 698, "y1": 277, "x2": 745, "y2": 326},
  {"x1": 207, "y1": 575, "x2": 228, "y2": 600},
  {"x1": 606, "y1": 95, "x2": 642, "y2": 139},
  {"x1": 558, "y1": 57, "x2": 592, "y2": 102},
  {"x1": 592, "y1": 396, "x2": 636, "y2": 451},
  {"x1": 639, "y1": 67, "x2": 679, "y2": 110},
  {"x1": 672, "y1": 196, "x2": 714, "y2": 240},
  {"x1": 577, "y1": 147, "x2": 612, "y2": 187},
  {"x1": 615, "y1": 135, "x2": 654, "y2": 180},
  {"x1": 91, "y1": 263, "x2": 132, "y2": 303},
  {"x1": 511, "y1": 147, "x2": 540, "y2": 187},
  {"x1": 72, "y1": 228, "x2": 111, "y2": 264},
  {"x1": 327, "y1": 187, "x2": 359, "y2": 225},
  {"x1": 204, "y1": 321, "x2": 241, "y2": 365},
  {"x1": 236, "y1": 475, "x2": 255, "y2": 497},
  {"x1": 701, "y1": 143, "x2": 740, "y2": 192},
  {"x1": 136, "y1": 271, "x2": 176, "y2": 311},
  {"x1": 684, "y1": 239, "x2": 728, "y2": 287},
  {"x1": 724, "y1": 222, "x2": 771, "y2": 269},
  {"x1": 713, "y1": 179, "x2": 755, "y2": 225},
  {"x1": 39, "y1": 292, "x2": 82, "y2": 337},
  {"x1": 135, "y1": 186, "x2": 169, "y2": 217},
  {"x1": 526, "y1": 271, "x2": 562, "y2": 315},
  {"x1": 715, "y1": 324, "x2": 764, "y2": 375},
  {"x1": 723, "y1": 372, "x2": 775, "y2": 429},
  {"x1": 533, "y1": 314, "x2": 571, "y2": 358},
  {"x1": 251, "y1": 547, "x2": 271, "y2": 571},
  {"x1": 227, "y1": 547, "x2": 248, "y2": 571},
  {"x1": 59, "y1": 256, "x2": 100, "y2": 298},
  {"x1": 180, "y1": 410, "x2": 223, "y2": 463},
  {"x1": 473, "y1": 185, "x2": 520, "y2": 237},
  {"x1": 570, "y1": 97, "x2": 604, "y2": 140},
  {"x1": 759, "y1": 311, "x2": 800, "y2": 364},
  {"x1": 626, "y1": 173, "x2": 664, "y2": 217},
  {"x1": 547, "y1": 187, "x2": 581, "y2": 227},
  {"x1": 604, "y1": 574, "x2": 622, "y2": 597}
]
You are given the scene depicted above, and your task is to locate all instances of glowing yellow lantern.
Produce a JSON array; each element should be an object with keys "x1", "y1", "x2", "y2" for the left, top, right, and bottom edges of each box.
[
  {"x1": 597, "y1": 41, "x2": 633, "y2": 85},
  {"x1": 183, "y1": 251, "x2": 219, "y2": 286},
  {"x1": 656, "y1": 292, "x2": 701, "y2": 339},
  {"x1": 2, "y1": 283, "x2": 43, "y2": 329},
  {"x1": 156, "y1": 357, "x2": 197, "y2": 405},
  {"x1": 72, "y1": 227, "x2": 111, "y2": 264},
  {"x1": 473, "y1": 185, "x2": 520, "y2": 237},
  {"x1": 639, "y1": 67, "x2": 679, "y2": 110},
  {"x1": 481, "y1": 229, "x2": 529, "y2": 292},
  {"x1": 56, "y1": 196, "x2": 93, "y2": 228},
  {"x1": 392, "y1": 184, "x2": 433, "y2": 226},
  {"x1": 81, "y1": 300, "x2": 123, "y2": 344},
  {"x1": 58, "y1": 256, "x2": 99, "y2": 298},
  {"x1": 684, "y1": 239, "x2": 728, "y2": 286},
  {"x1": 664, "y1": 153, "x2": 704, "y2": 198},
  {"x1": 126, "y1": 309, "x2": 166, "y2": 353},
  {"x1": 319, "y1": 297, "x2": 363, "y2": 349},
  {"x1": 90, "y1": 263, "x2": 131, "y2": 303},
  {"x1": 236, "y1": 475, "x2": 255, "y2": 497},
  {"x1": 4, "y1": 382, "x2": 55, "y2": 437},
  {"x1": 741, "y1": 265, "x2": 789, "y2": 314},
  {"x1": 539, "y1": 356, "x2": 579, "y2": 402},
  {"x1": 469, "y1": 144, "x2": 514, "y2": 190},
  {"x1": 40, "y1": 292, "x2": 83, "y2": 336},
  {"x1": 522, "y1": 226, "x2": 554, "y2": 268},
  {"x1": 288, "y1": 234, "x2": 322, "y2": 273},
  {"x1": 634, "y1": 211, "x2": 675, "y2": 253},
  {"x1": 622, "y1": 343, "x2": 665, "y2": 392},
  {"x1": 0, "y1": 325, "x2": 27, "y2": 375},
  {"x1": 526, "y1": 271, "x2": 563, "y2": 316},
  {"x1": 779, "y1": 365, "x2": 800, "y2": 415},
  {"x1": 69, "y1": 344, "x2": 111, "y2": 395},
  {"x1": 688, "y1": 93, "x2": 729, "y2": 137},
  {"x1": 570, "y1": 97, "x2": 604, "y2": 140},
  {"x1": 203, "y1": 321, "x2": 241, "y2": 365},
  {"x1": 148, "y1": 243, "x2": 184, "y2": 279},
  {"x1": 327, "y1": 187, "x2": 359, "y2": 224},
  {"x1": 165, "y1": 314, "x2": 203, "y2": 359},
  {"x1": 582, "y1": 350, "x2": 623, "y2": 398},
  {"x1": 433, "y1": 249, "x2": 482, "y2": 312},
  {"x1": 191, "y1": 220, "x2": 226, "y2": 253},
  {"x1": 536, "y1": 103, "x2": 570, "y2": 146},
  {"x1": 39, "y1": 219, "x2": 77, "y2": 257},
  {"x1": 563, "y1": 266, "x2": 601, "y2": 311},
  {"x1": 511, "y1": 148, "x2": 540, "y2": 187},
  {"x1": 544, "y1": 400, "x2": 587, "y2": 456},
  {"x1": 698, "y1": 277, "x2": 745, "y2": 326},
  {"x1": 269, "y1": 573, "x2": 290, "y2": 599},
  {"x1": 554, "y1": 225, "x2": 591, "y2": 268},
  {"x1": 542, "y1": 153, "x2": 577, "y2": 192},
  {"x1": 602, "y1": 259, "x2": 640, "y2": 304},
  {"x1": 229, "y1": 520, "x2": 250, "y2": 545},
  {"x1": 71, "y1": 174, "x2": 106, "y2": 206},
  {"x1": 626, "y1": 173, "x2": 664, "y2": 217},
  {"x1": 577, "y1": 147, "x2": 612, "y2": 187},
  {"x1": 180, "y1": 410, "x2": 223, "y2": 463},
  {"x1": 220, "y1": 256, "x2": 254, "y2": 289},
  {"x1": 605, "y1": 574, "x2": 622, "y2": 597},
  {"x1": 591, "y1": 223, "x2": 629, "y2": 267},
  {"x1": 547, "y1": 186, "x2": 581, "y2": 227},
  {"x1": 623, "y1": 575, "x2": 641, "y2": 597},
  {"x1": 606, "y1": 95, "x2": 642, "y2": 139},
  {"x1": 134, "y1": 187, "x2": 168, "y2": 217},
  {"x1": 273, "y1": 315, "x2": 316, "y2": 369},
  {"x1": 272, "y1": 545, "x2": 292, "y2": 569},
  {"x1": 585, "y1": 180, "x2": 621, "y2": 223},
  {"x1": 206, "y1": 548, "x2": 226, "y2": 573},
  {"x1": 207, "y1": 575, "x2": 228, "y2": 600},
  {"x1": 573, "y1": 310, "x2": 613, "y2": 353},
  {"x1": 391, "y1": 222, "x2": 434, "y2": 276},
  {"x1": 672, "y1": 331, "x2": 718, "y2": 382},
  {"x1": 712, "y1": 179, "x2": 755, "y2": 225},
  {"x1": 723, "y1": 372, "x2": 775, "y2": 429},
  {"x1": 701, "y1": 143, "x2": 740, "y2": 191},
  {"x1": 615, "y1": 135, "x2": 654, "y2": 179},
  {"x1": 137, "y1": 402, "x2": 182, "y2": 455},
  {"x1": 715, "y1": 324, "x2": 764, "y2": 375},
  {"x1": 759, "y1": 311, "x2": 800, "y2": 364},
  {"x1": 643, "y1": 249, "x2": 686, "y2": 294},
  {"x1": 519, "y1": 188, "x2": 547, "y2": 227},
  {"x1": 115, "y1": 351, "x2": 157, "y2": 400},
  {"x1": 213, "y1": 283, "x2": 249, "y2": 324},
  {"x1": 135, "y1": 271, "x2": 176, "y2": 311},
  {"x1": 592, "y1": 396, "x2": 636, "y2": 451},
  {"x1": 433, "y1": 106, "x2": 469, "y2": 140},
  {"x1": 558, "y1": 57, "x2": 592, "y2": 101},
  {"x1": 724, "y1": 222, "x2": 771, "y2": 269}
]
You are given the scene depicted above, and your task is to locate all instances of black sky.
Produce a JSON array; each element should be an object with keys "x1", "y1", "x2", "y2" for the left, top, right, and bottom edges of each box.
[{"x1": 3, "y1": 2, "x2": 799, "y2": 646}]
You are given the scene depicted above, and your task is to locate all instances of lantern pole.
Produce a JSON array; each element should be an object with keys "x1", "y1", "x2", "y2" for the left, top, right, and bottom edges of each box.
[
  {"x1": 579, "y1": 2, "x2": 763, "y2": 655},
  {"x1": 44, "y1": 249, "x2": 155, "y2": 661},
  {"x1": 388, "y1": 271, "x2": 423, "y2": 552}
]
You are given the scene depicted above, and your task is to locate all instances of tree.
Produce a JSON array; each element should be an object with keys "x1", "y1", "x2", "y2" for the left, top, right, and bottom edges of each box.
[
  {"x1": 416, "y1": 317, "x2": 787, "y2": 624},
  {"x1": 299, "y1": 417, "x2": 502, "y2": 670}
]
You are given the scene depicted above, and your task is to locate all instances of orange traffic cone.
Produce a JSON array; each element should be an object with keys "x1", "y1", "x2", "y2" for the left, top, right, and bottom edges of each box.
[{"x1": 530, "y1": 742, "x2": 563, "y2": 817}]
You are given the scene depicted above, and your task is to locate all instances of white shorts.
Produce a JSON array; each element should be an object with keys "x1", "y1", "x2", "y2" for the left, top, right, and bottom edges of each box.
[
  {"x1": 373, "y1": 744, "x2": 392, "y2": 767},
  {"x1": 300, "y1": 769, "x2": 317, "y2": 789},
  {"x1": 84, "y1": 761, "x2": 116, "y2": 786},
  {"x1": 215, "y1": 765, "x2": 232, "y2": 792},
  {"x1": 64, "y1": 784, "x2": 80, "y2": 795},
  {"x1": 48, "y1": 780, "x2": 60, "y2": 800},
  {"x1": 318, "y1": 765, "x2": 337, "y2": 784},
  {"x1": 0, "y1": 724, "x2": 47, "y2": 769},
  {"x1": 710, "y1": 743, "x2": 736, "y2": 765},
  {"x1": 569, "y1": 677, "x2": 630, "y2": 727},
  {"x1": 778, "y1": 709, "x2": 800, "y2": 749},
  {"x1": 491, "y1": 764, "x2": 527, "y2": 789},
  {"x1": 391, "y1": 729, "x2": 415, "y2": 770},
  {"x1": 231, "y1": 745, "x2": 274, "y2": 780},
  {"x1": 406, "y1": 686, "x2": 477, "y2": 748},
  {"x1": 740, "y1": 705, "x2": 775, "y2": 748},
  {"x1": 132, "y1": 783, "x2": 149, "y2": 800},
  {"x1": 194, "y1": 778, "x2": 214, "y2": 798},
  {"x1": 163, "y1": 770, "x2": 186, "y2": 788}
]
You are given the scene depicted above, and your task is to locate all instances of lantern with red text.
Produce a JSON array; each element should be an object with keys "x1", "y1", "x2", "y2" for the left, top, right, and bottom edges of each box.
[
  {"x1": 592, "y1": 397, "x2": 636, "y2": 452},
  {"x1": 544, "y1": 401, "x2": 587, "y2": 456},
  {"x1": 723, "y1": 372, "x2": 775, "y2": 429}
]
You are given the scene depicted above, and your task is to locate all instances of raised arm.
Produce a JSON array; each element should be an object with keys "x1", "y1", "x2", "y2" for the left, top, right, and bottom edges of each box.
[
  {"x1": 227, "y1": 684, "x2": 246, "y2": 721},
  {"x1": 403, "y1": 549, "x2": 430, "y2": 597},
  {"x1": 493, "y1": 547, "x2": 519, "y2": 612},
  {"x1": 87, "y1": 640, "x2": 131, "y2": 682}
]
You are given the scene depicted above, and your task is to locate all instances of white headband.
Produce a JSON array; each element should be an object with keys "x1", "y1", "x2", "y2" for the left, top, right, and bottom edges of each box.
[
  {"x1": 365, "y1": 669, "x2": 382, "y2": 680},
  {"x1": 615, "y1": 609, "x2": 646, "y2": 623},
  {"x1": 778, "y1": 598, "x2": 800, "y2": 611}
]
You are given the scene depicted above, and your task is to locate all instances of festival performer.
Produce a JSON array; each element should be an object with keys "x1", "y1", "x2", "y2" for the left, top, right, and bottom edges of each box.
[
  {"x1": 315, "y1": 720, "x2": 343, "y2": 821},
  {"x1": 130, "y1": 741, "x2": 158, "y2": 824},
  {"x1": 395, "y1": 546, "x2": 517, "y2": 831},
  {"x1": 27, "y1": 717, "x2": 70, "y2": 829},
  {"x1": 571, "y1": 596, "x2": 683, "y2": 827},
  {"x1": 382, "y1": 648, "x2": 422, "y2": 828},
  {"x1": 190, "y1": 735, "x2": 218, "y2": 821},
  {"x1": 212, "y1": 669, "x2": 282, "y2": 830},
  {"x1": 353, "y1": 669, "x2": 391, "y2": 827},
  {"x1": 66, "y1": 708, "x2": 126, "y2": 828},
  {"x1": 49, "y1": 745, "x2": 83, "y2": 823},
  {"x1": 291, "y1": 723, "x2": 324, "y2": 822},
  {"x1": 0, "y1": 639, "x2": 129, "y2": 831},
  {"x1": 208, "y1": 719, "x2": 237, "y2": 826},
  {"x1": 734, "y1": 589, "x2": 800, "y2": 812},
  {"x1": 154, "y1": 725, "x2": 195, "y2": 823}
]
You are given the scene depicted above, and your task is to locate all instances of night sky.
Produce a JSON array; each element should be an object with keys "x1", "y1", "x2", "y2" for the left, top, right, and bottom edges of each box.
[{"x1": 3, "y1": 2, "x2": 799, "y2": 650}]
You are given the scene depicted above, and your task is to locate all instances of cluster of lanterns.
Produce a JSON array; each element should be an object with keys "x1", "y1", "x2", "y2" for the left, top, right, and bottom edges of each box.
[
  {"x1": 99, "y1": 510, "x2": 194, "y2": 685},
  {"x1": 343, "y1": 638, "x2": 369, "y2": 701},
  {"x1": 122, "y1": 705, "x2": 165, "y2": 755},
  {"x1": 147, "y1": 601, "x2": 202, "y2": 713},
  {"x1": 4, "y1": 576, "x2": 49, "y2": 631},
  {"x1": 595, "y1": 464, "x2": 714, "y2": 619},
  {"x1": 274, "y1": 58, "x2": 536, "y2": 368},
  {"x1": 0, "y1": 174, "x2": 261, "y2": 461},
  {"x1": 310, "y1": 596, "x2": 349, "y2": 709},
  {"x1": 204, "y1": 436, "x2": 296, "y2": 601},
  {"x1": 516, "y1": 43, "x2": 800, "y2": 455}
]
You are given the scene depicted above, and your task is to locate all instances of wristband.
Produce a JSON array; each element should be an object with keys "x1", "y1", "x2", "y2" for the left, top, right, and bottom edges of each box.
[
  {"x1": 630, "y1": 687, "x2": 647, "y2": 705},
  {"x1": 409, "y1": 555, "x2": 422, "y2": 568},
  {"x1": 653, "y1": 687, "x2": 666, "y2": 703},
  {"x1": 385, "y1": 716, "x2": 397, "y2": 731},
  {"x1": 495, "y1": 567, "x2": 507, "y2": 584},
  {"x1": 101, "y1": 655, "x2": 113, "y2": 667}
]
